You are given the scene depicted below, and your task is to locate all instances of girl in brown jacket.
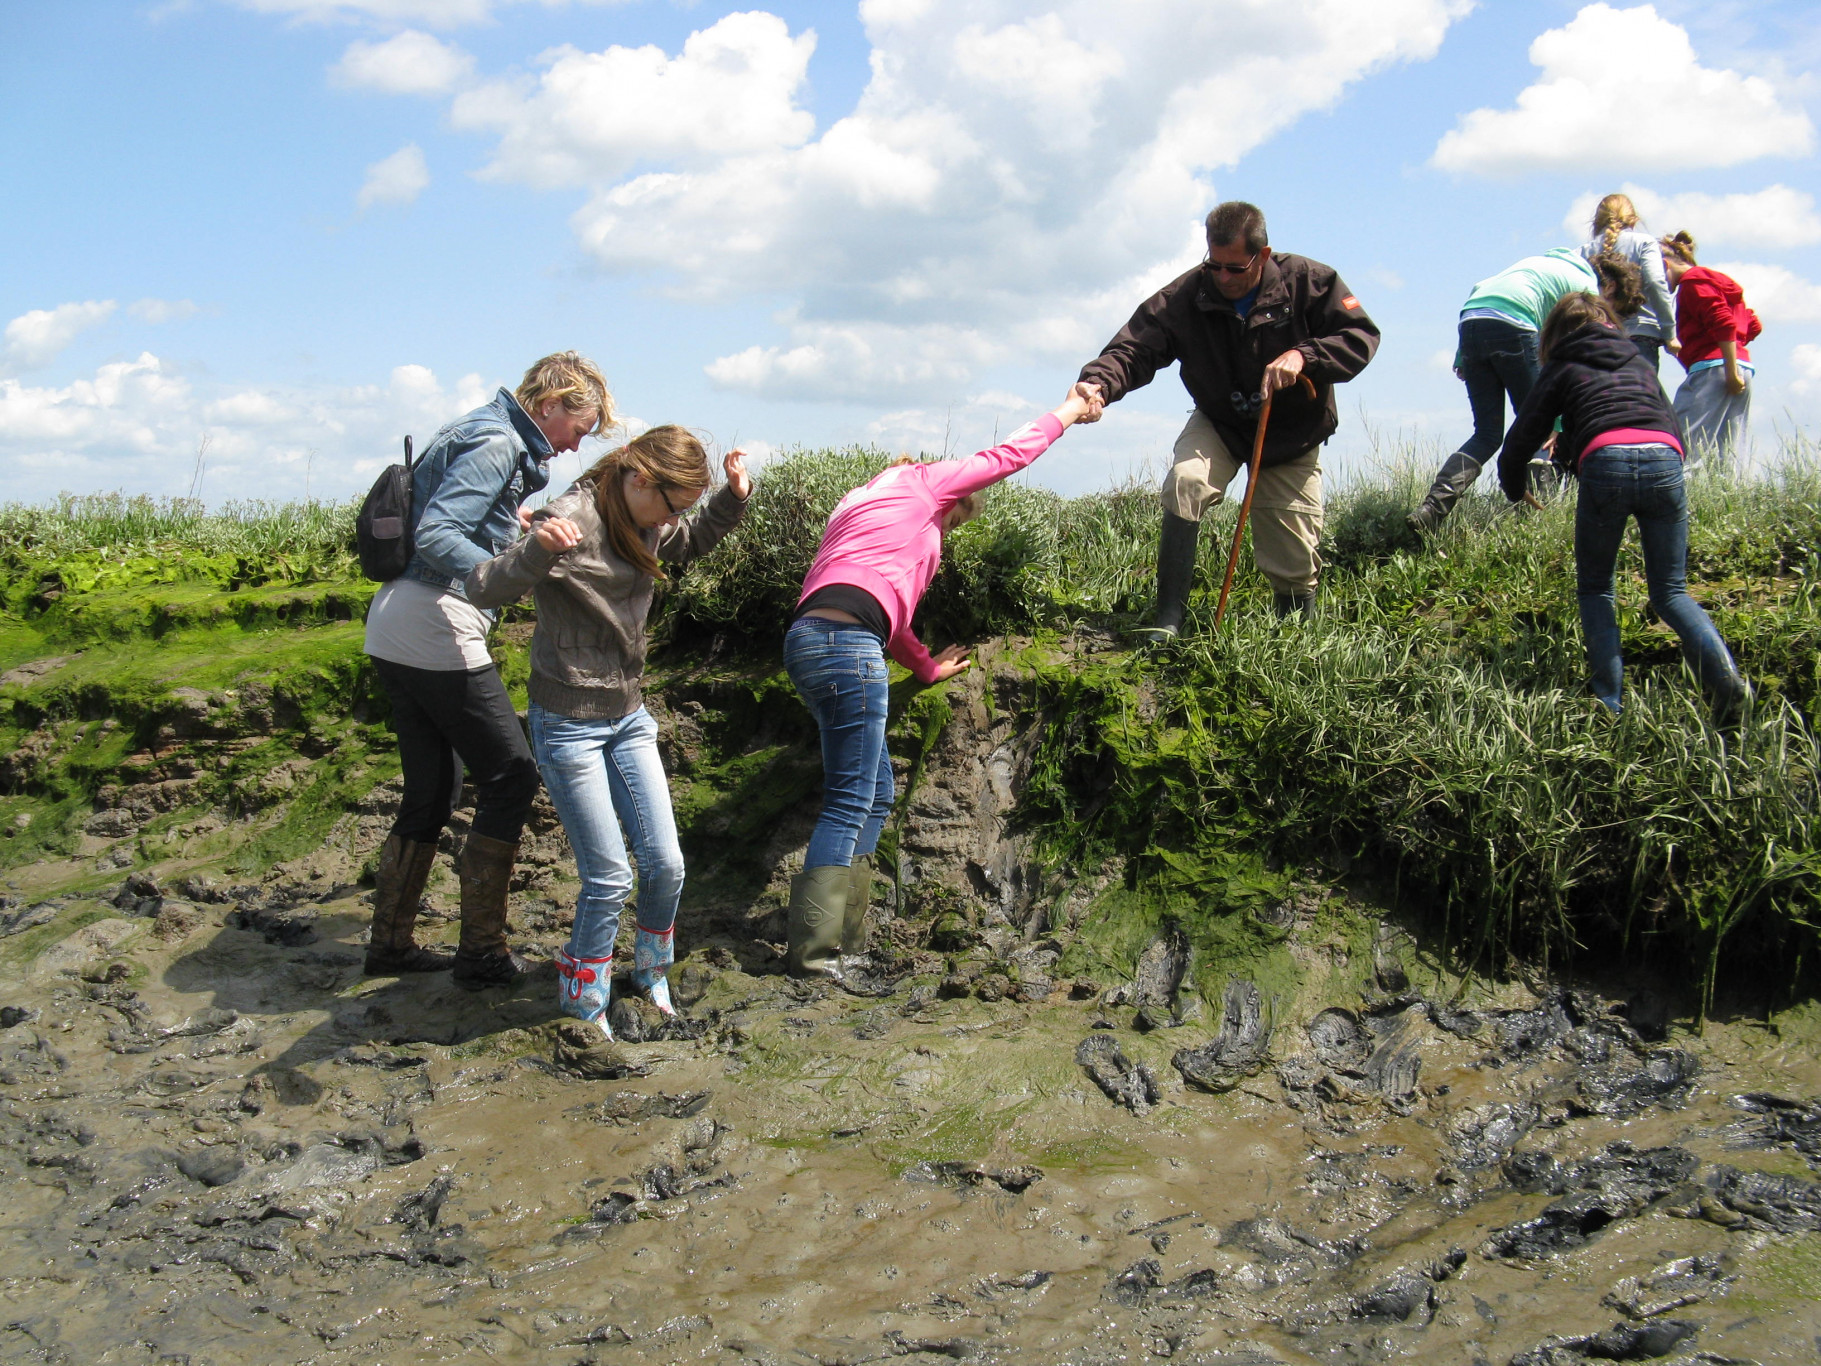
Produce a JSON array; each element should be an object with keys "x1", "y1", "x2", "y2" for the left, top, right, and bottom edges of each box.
[{"x1": 466, "y1": 428, "x2": 750, "y2": 1039}]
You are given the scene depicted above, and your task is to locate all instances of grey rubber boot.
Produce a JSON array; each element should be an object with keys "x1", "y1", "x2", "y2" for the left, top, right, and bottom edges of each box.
[
  {"x1": 364, "y1": 833, "x2": 451, "y2": 975},
  {"x1": 841, "y1": 853, "x2": 876, "y2": 956},
  {"x1": 1133, "y1": 512, "x2": 1200, "y2": 643},
  {"x1": 1408, "y1": 450, "x2": 1483, "y2": 534},
  {"x1": 785, "y1": 865, "x2": 849, "y2": 978},
  {"x1": 1272, "y1": 590, "x2": 1316, "y2": 620}
]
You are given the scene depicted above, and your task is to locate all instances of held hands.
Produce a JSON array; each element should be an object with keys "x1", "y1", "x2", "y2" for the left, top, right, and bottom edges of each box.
[
  {"x1": 724, "y1": 448, "x2": 753, "y2": 500},
  {"x1": 1262, "y1": 348, "x2": 1306, "y2": 396},
  {"x1": 1056, "y1": 381, "x2": 1105, "y2": 427},
  {"x1": 930, "y1": 643, "x2": 971, "y2": 682},
  {"x1": 533, "y1": 516, "x2": 583, "y2": 554}
]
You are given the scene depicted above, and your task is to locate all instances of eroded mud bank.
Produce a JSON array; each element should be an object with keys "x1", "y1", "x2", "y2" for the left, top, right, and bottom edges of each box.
[{"x1": 4, "y1": 642, "x2": 1821, "y2": 1365}]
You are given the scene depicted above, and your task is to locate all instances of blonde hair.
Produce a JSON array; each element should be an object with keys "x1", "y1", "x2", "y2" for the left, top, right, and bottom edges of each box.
[
  {"x1": 581, "y1": 426, "x2": 711, "y2": 580},
  {"x1": 515, "y1": 352, "x2": 614, "y2": 436},
  {"x1": 1659, "y1": 230, "x2": 1698, "y2": 267},
  {"x1": 1592, "y1": 193, "x2": 1640, "y2": 254},
  {"x1": 888, "y1": 455, "x2": 981, "y2": 531}
]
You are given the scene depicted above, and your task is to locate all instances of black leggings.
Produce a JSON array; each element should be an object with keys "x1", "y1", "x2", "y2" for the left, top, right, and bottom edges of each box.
[{"x1": 371, "y1": 658, "x2": 540, "y2": 844}]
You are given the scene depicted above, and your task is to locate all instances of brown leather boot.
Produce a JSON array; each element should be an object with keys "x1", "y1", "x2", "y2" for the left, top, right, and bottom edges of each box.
[
  {"x1": 451, "y1": 832, "x2": 526, "y2": 991},
  {"x1": 363, "y1": 834, "x2": 451, "y2": 975}
]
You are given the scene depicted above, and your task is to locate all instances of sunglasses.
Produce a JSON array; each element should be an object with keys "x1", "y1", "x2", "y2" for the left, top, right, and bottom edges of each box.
[{"x1": 1205, "y1": 251, "x2": 1260, "y2": 277}]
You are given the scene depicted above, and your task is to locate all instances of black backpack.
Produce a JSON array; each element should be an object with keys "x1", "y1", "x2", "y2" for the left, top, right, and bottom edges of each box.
[{"x1": 356, "y1": 436, "x2": 418, "y2": 582}]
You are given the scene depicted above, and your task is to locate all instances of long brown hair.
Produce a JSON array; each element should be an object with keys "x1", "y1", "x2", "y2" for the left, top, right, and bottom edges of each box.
[
  {"x1": 581, "y1": 425, "x2": 711, "y2": 579},
  {"x1": 1659, "y1": 230, "x2": 1698, "y2": 267},
  {"x1": 1539, "y1": 292, "x2": 1623, "y2": 364},
  {"x1": 1590, "y1": 251, "x2": 1644, "y2": 319}
]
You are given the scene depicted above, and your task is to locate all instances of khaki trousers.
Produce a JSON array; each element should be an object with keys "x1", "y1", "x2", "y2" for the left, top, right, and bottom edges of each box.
[{"x1": 1159, "y1": 408, "x2": 1323, "y2": 595}]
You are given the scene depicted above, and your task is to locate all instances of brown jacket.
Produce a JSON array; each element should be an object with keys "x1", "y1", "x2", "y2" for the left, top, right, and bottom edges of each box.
[
  {"x1": 1079, "y1": 253, "x2": 1379, "y2": 468},
  {"x1": 465, "y1": 481, "x2": 747, "y2": 720}
]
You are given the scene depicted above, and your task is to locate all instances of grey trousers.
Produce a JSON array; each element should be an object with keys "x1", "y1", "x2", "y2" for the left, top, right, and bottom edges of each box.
[{"x1": 1674, "y1": 366, "x2": 1751, "y2": 471}]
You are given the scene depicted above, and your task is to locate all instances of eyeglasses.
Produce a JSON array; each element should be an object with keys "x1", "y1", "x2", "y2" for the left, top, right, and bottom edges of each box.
[
  {"x1": 1205, "y1": 251, "x2": 1260, "y2": 277},
  {"x1": 655, "y1": 482, "x2": 692, "y2": 517}
]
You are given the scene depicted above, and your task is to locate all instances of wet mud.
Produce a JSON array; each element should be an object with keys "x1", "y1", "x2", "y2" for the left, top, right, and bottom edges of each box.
[
  {"x1": 5, "y1": 870, "x2": 1821, "y2": 1366},
  {"x1": 4, "y1": 648, "x2": 1821, "y2": 1365}
]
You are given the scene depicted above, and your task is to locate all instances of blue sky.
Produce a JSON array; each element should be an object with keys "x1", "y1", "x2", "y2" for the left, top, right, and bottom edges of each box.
[{"x1": 3, "y1": 0, "x2": 1818, "y2": 505}]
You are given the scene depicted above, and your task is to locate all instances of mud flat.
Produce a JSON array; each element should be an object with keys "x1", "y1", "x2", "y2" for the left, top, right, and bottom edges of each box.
[{"x1": 5, "y1": 838, "x2": 1821, "y2": 1365}]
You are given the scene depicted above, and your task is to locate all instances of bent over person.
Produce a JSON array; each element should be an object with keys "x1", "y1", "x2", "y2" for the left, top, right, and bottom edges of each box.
[
  {"x1": 361, "y1": 352, "x2": 611, "y2": 989},
  {"x1": 1078, "y1": 201, "x2": 1379, "y2": 635}
]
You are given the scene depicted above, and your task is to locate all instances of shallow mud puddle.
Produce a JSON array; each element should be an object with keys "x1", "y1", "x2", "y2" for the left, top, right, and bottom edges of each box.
[{"x1": 5, "y1": 886, "x2": 1821, "y2": 1366}]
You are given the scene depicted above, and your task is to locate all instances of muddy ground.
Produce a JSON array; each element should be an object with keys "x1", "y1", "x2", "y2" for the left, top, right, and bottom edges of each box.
[{"x1": 5, "y1": 650, "x2": 1821, "y2": 1365}]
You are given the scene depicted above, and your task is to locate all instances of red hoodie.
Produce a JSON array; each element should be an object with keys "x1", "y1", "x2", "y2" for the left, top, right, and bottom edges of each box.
[{"x1": 1674, "y1": 266, "x2": 1761, "y2": 368}]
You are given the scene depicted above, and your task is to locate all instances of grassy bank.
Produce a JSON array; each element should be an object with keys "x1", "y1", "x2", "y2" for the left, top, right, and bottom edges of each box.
[{"x1": 1, "y1": 451, "x2": 1817, "y2": 1005}]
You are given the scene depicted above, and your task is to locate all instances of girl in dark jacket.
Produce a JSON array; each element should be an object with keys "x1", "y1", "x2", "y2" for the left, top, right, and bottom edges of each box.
[{"x1": 1496, "y1": 293, "x2": 1748, "y2": 721}]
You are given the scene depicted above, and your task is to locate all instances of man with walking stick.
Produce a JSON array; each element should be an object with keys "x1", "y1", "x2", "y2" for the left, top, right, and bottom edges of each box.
[{"x1": 1078, "y1": 202, "x2": 1379, "y2": 637}]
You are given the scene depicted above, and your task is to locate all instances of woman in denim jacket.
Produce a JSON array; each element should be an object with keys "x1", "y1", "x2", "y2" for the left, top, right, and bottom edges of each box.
[
  {"x1": 361, "y1": 352, "x2": 610, "y2": 989},
  {"x1": 466, "y1": 428, "x2": 750, "y2": 1039}
]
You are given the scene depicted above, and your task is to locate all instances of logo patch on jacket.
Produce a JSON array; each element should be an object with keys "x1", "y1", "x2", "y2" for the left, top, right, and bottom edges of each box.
[{"x1": 1341, "y1": 295, "x2": 1360, "y2": 310}]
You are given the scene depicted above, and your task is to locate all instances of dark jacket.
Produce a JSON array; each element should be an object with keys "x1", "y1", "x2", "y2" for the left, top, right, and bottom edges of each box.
[
  {"x1": 1078, "y1": 253, "x2": 1379, "y2": 468},
  {"x1": 1496, "y1": 323, "x2": 1680, "y2": 502}
]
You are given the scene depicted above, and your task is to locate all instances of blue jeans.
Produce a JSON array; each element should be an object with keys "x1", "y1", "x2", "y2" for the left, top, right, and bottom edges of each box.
[
  {"x1": 1458, "y1": 317, "x2": 1540, "y2": 465},
  {"x1": 784, "y1": 617, "x2": 894, "y2": 871},
  {"x1": 529, "y1": 703, "x2": 684, "y2": 962},
  {"x1": 1575, "y1": 443, "x2": 1742, "y2": 715},
  {"x1": 1422, "y1": 318, "x2": 1542, "y2": 516}
]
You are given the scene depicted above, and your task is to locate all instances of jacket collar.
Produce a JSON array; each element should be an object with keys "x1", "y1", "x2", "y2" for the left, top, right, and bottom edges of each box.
[
  {"x1": 498, "y1": 387, "x2": 556, "y2": 462},
  {"x1": 1195, "y1": 253, "x2": 1289, "y2": 316}
]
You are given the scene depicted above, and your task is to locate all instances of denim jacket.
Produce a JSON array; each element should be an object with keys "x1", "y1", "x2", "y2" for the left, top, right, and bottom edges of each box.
[{"x1": 400, "y1": 388, "x2": 554, "y2": 594}]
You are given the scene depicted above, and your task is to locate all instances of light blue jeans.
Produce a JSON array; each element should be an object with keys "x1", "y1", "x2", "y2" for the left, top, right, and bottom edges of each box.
[
  {"x1": 1575, "y1": 443, "x2": 1744, "y2": 716},
  {"x1": 784, "y1": 617, "x2": 895, "y2": 871},
  {"x1": 529, "y1": 703, "x2": 684, "y2": 970}
]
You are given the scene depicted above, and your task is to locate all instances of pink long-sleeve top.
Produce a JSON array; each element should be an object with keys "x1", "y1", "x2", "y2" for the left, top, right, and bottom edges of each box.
[{"x1": 795, "y1": 413, "x2": 1065, "y2": 683}]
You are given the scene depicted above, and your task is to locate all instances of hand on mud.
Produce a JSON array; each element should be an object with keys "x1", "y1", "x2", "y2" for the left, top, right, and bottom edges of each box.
[
  {"x1": 724, "y1": 448, "x2": 752, "y2": 500},
  {"x1": 1059, "y1": 382, "x2": 1104, "y2": 426},
  {"x1": 1262, "y1": 347, "x2": 1305, "y2": 396},
  {"x1": 533, "y1": 516, "x2": 583, "y2": 554},
  {"x1": 930, "y1": 644, "x2": 970, "y2": 681}
]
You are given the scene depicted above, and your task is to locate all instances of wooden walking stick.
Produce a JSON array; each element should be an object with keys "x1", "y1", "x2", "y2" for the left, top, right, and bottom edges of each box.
[{"x1": 1211, "y1": 373, "x2": 1318, "y2": 630}]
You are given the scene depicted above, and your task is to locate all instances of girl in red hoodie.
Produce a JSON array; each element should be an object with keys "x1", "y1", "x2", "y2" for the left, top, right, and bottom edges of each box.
[{"x1": 1660, "y1": 231, "x2": 1760, "y2": 468}]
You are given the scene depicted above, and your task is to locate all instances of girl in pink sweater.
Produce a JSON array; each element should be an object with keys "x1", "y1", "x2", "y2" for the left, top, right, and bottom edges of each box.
[{"x1": 781, "y1": 383, "x2": 1100, "y2": 978}]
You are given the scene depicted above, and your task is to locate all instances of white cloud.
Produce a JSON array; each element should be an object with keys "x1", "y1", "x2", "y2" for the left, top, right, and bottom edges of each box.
[
  {"x1": 1707, "y1": 262, "x2": 1821, "y2": 324},
  {"x1": 458, "y1": 0, "x2": 1468, "y2": 406},
  {"x1": 356, "y1": 143, "x2": 431, "y2": 211},
  {"x1": 333, "y1": 30, "x2": 474, "y2": 94},
  {"x1": 1563, "y1": 183, "x2": 1821, "y2": 250},
  {"x1": 3, "y1": 300, "x2": 118, "y2": 370},
  {"x1": 235, "y1": 0, "x2": 494, "y2": 27},
  {"x1": 1433, "y1": 5, "x2": 1812, "y2": 176},
  {"x1": 128, "y1": 298, "x2": 202, "y2": 324},
  {"x1": 451, "y1": 12, "x2": 817, "y2": 189},
  {"x1": 0, "y1": 354, "x2": 498, "y2": 502},
  {"x1": 1791, "y1": 343, "x2": 1821, "y2": 394}
]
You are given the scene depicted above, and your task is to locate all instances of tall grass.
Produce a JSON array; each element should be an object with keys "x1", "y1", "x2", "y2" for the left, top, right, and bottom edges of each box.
[{"x1": 3, "y1": 447, "x2": 1816, "y2": 1001}]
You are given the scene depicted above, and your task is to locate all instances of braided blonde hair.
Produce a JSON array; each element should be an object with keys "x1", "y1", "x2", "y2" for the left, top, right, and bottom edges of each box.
[{"x1": 1592, "y1": 193, "x2": 1640, "y2": 254}]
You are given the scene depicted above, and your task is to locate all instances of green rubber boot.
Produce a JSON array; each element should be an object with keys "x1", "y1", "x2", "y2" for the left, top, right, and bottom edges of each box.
[
  {"x1": 786, "y1": 865, "x2": 849, "y2": 978},
  {"x1": 842, "y1": 854, "x2": 876, "y2": 956}
]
